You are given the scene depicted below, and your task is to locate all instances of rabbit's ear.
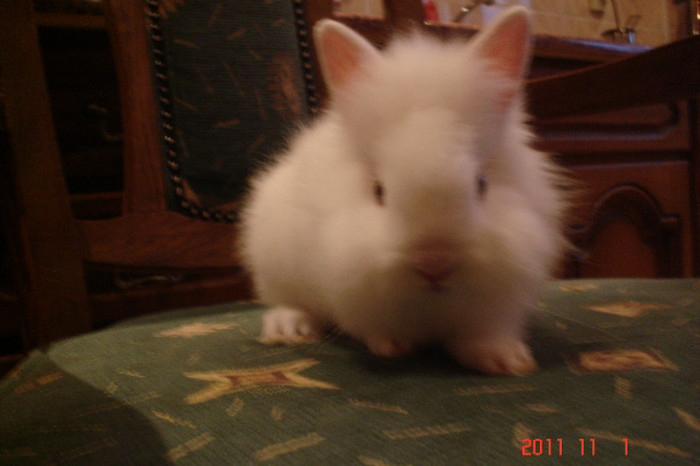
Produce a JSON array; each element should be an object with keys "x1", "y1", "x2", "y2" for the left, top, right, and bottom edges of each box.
[
  {"x1": 470, "y1": 6, "x2": 533, "y2": 105},
  {"x1": 314, "y1": 19, "x2": 381, "y2": 95}
]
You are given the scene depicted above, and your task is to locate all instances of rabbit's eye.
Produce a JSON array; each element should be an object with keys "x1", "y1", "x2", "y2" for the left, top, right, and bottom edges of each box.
[
  {"x1": 373, "y1": 181, "x2": 385, "y2": 205},
  {"x1": 477, "y1": 174, "x2": 488, "y2": 197}
]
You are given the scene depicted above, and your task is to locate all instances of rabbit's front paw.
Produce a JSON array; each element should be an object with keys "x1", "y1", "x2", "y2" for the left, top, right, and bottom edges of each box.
[
  {"x1": 258, "y1": 306, "x2": 324, "y2": 345},
  {"x1": 449, "y1": 338, "x2": 537, "y2": 376},
  {"x1": 366, "y1": 337, "x2": 413, "y2": 358}
]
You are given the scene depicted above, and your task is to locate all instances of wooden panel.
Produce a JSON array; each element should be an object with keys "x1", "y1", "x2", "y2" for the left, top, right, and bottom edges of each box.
[
  {"x1": 533, "y1": 102, "x2": 691, "y2": 154},
  {"x1": 88, "y1": 272, "x2": 252, "y2": 328},
  {"x1": 693, "y1": 98, "x2": 700, "y2": 277},
  {"x1": 383, "y1": 0, "x2": 424, "y2": 28},
  {"x1": 35, "y1": 12, "x2": 106, "y2": 29},
  {"x1": 0, "y1": 0, "x2": 91, "y2": 346},
  {"x1": 578, "y1": 215, "x2": 660, "y2": 278},
  {"x1": 565, "y1": 161, "x2": 692, "y2": 278},
  {"x1": 105, "y1": 0, "x2": 166, "y2": 214},
  {"x1": 527, "y1": 35, "x2": 700, "y2": 120},
  {"x1": 80, "y1": 212, "x2": 242, "y2": 272}
]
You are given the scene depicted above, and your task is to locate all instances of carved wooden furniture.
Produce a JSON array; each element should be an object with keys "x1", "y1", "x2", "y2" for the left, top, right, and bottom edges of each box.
[
  {"x1": 0, "y1": 0, "x2": 334, "y2": 371},
  {"x1": 0, "y1": 0, "x2": 92, "y2": 371},
  {"x1": 527, "y1": 37, "x2": 700, "y2": 278}
]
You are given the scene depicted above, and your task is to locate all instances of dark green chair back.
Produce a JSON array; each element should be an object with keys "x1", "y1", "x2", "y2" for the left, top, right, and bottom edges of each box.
[{"x1": 144, "y1": 0, "x2": 319, "y2": 221}]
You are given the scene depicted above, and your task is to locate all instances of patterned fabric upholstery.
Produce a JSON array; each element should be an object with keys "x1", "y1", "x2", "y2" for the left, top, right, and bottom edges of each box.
[
  {"x1": 1, "y1": 279, "x2": 698, "y2": 463},
  {"x1": 148, "y1": 0, "x2": 316, "y2": 219}
]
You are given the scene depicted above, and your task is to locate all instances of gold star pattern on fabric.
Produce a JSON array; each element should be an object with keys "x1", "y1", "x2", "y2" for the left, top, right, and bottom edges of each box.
[
  {"x1": 165, "y1": 432, "x2": 215, "y2": 463},
  {"x1": 567, "y1": 348, "x2": 678, "y2": 373},
  {"x1": 512, "y1": 422, "x2": 535, "y2": 449},
  {"x1": 155, "y1": 322, "x2": 237, "y2": 338},
  {"x1": 673, "y1": 407, "x2": 700, "y2": 430},
  {"x1": 560, "y1": 283, "x2": 599, "y2": 292},
  {"x1": 184, "y1": 359, "x2": 338, "y2": 404},
  {"x1": 254, "y1": 432, "x2": 325, "y2": 462},
  {"x1": 582, "y1": 301, "x2": 670, "y2": 317}
]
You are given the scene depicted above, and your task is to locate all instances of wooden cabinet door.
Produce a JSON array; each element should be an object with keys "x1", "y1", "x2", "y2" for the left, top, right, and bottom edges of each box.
[
  {"x1": 565, "y1": 161, "x2": 692, "y2": 278},
  {"x1": 533, "y1": 102, "x2": 693, "y2": 278}
]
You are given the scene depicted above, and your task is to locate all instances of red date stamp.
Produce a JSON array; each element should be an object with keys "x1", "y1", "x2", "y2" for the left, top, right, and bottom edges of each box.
[{"x1": 522, "y1": 438, "x2": 630, "y2": 456}]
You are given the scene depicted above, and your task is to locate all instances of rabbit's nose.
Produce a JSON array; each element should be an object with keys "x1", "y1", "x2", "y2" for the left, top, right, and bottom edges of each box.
[{"x1": 413, "y1": 251, "x2": 455, "y2": 286}]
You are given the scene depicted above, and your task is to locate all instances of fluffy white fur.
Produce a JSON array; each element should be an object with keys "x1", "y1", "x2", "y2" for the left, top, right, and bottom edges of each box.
[{"x1": 239, "y1": 7, "x2": 568, "y2": 376}]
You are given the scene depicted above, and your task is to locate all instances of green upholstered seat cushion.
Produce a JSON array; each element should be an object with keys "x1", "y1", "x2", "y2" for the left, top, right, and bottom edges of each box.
[{"x1": 1, "y1": 279, "x2": 698, "y2": 464}]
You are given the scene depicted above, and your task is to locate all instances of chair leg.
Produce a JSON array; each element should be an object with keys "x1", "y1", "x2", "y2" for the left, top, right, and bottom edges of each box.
[{"x1": 0, "y1": 0, "x2": 91, "y2": 348}]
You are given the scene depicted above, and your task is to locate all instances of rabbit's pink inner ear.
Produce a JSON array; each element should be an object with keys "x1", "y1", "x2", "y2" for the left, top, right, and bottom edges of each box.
[
  {"x1": 477, "y1": 8, "x2": 532, "y2": 82},
  {"x1": 474, "y1": 6, "x2": 532, "y2": 112},
  {"x1": 320, "y1": 32, "x2": 363, "y2": 89},
  {"x1": 314, "y1": 20, "x2": 377, "y2": 93}
]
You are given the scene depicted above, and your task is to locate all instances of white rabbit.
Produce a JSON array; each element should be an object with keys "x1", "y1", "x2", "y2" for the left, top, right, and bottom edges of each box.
[{"x1": 239, "y1": 6, "x2": 568, "y2": 376}]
